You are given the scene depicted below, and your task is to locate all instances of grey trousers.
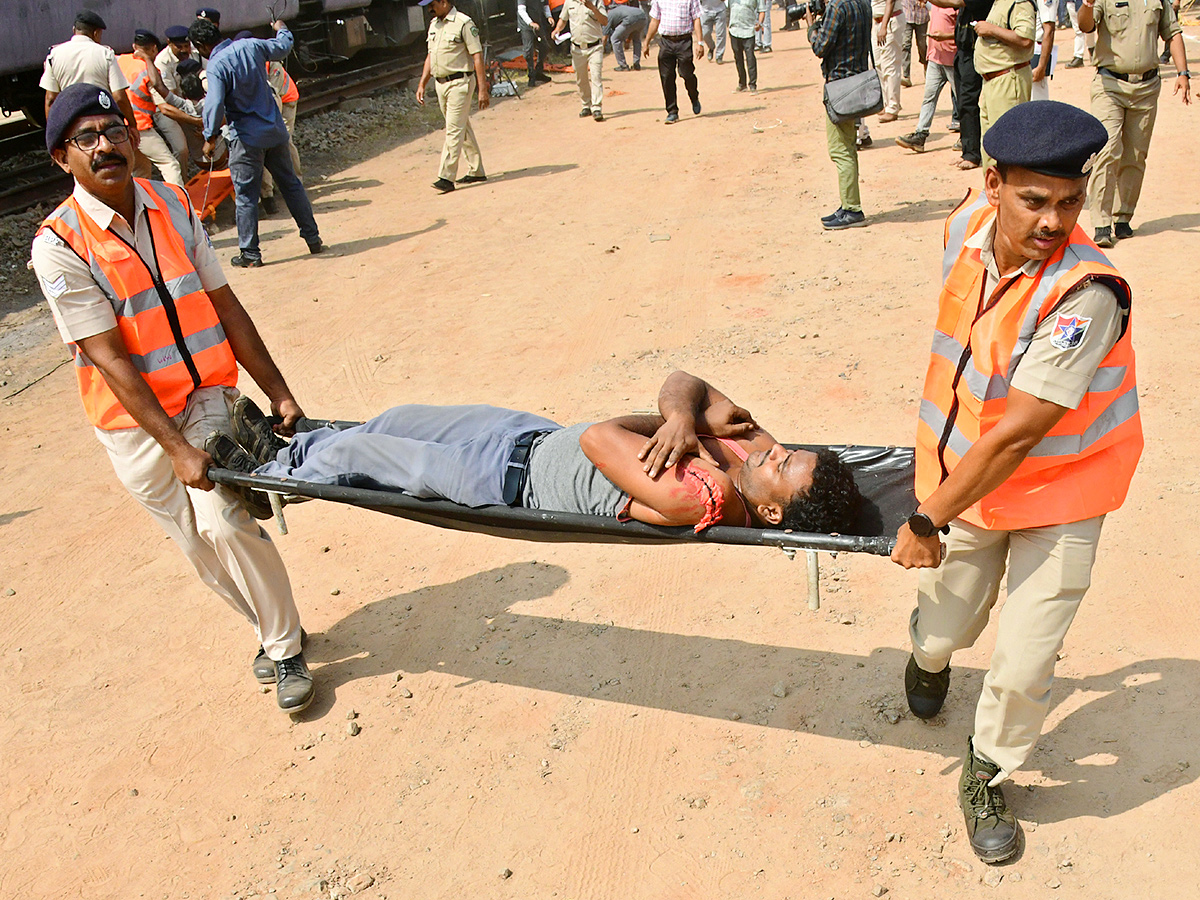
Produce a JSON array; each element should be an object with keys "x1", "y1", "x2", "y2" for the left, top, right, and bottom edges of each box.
[{"x1": 257, "y1": 404, "x2": 561, "y2": 508}]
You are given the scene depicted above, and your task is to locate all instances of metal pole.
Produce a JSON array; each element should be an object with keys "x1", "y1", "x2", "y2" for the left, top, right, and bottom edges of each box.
[
  {"x1": 806, "y1": 550, "x2": 820, "y2": 610},
  {"x1": 269, "y1": 493, "x2": 288, "y2": 535}
]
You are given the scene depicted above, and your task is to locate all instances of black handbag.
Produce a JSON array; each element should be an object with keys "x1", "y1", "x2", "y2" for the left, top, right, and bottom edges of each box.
[{"x1": 823, "y1": 37, "x2": 884, "y2": 124}]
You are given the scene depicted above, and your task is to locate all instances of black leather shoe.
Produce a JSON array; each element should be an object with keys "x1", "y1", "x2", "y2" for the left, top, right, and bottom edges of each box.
[
  {"x1": 535, "y1": 72, "x2": 553, "y2": 83},
  {"x1": 230, "y1": 254, "x2": 263, "y2": 268},
  {"x1": 1114, "y1": 221, "x2": 1134, "y2": 239},
  {"x1": 203, "y1": 432, "x2": 272, "y2": 519},
  {"x1": 692, "y1": 99, "x2": 702, "y2": 115},
  {"x1": 260, "y1": 194, "x2": 278, "y2": 215},
  {"x1": 276, "y1": 653, "x2": 315, "y2": 713},
  {"x1": 253, "y1": 629, "x2": 308, "y2": 683},
  {"x1": 960, "y1": 738, "x2": 1020, "y2": 863},
  {"x1": 308, "y1": 241, "x2": 325, "y2": 254},
  {"x1": 432, "y1": 178, "x2": 455, "y2": 193},
  {"x1": 457, "y1": 174, "x2": 488, "y2": 184},
  {"x1": 579, "y1": 107, "x2": 592, "y2": 117},
  {"x1": 905, "y1": 655, "x2": 950, "y2": 719},
  {"x1": 232, "y1": 395, "x2": 288, "y2": 465}
]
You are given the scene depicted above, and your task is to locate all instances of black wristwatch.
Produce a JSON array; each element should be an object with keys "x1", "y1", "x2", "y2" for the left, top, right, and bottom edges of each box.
[{"x1": 907, "y1": 511, "x2": 949, "y2": 538}]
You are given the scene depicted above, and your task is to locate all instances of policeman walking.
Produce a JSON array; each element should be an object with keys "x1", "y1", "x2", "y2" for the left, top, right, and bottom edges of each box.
[
  {"x1": 893, "y1": 101, "x2": 1142, "y2": 863},
  {"x1": 30, "y1": 84, "x2": 316, "y2": 714},
  {"x1": 1078, "y1": 0, "x2": 1190, "y2": 247},
  {"x1": 416, "y1": 0, "x2": 490, "y2": 193},
  {"x1": 40, "y1": 10, "x2": 140, "y2": 135}
]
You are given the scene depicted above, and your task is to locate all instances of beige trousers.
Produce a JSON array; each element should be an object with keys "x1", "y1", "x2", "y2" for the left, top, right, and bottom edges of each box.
[
  {"x1": 874, "y1": 12, "x2": 905, "y2": 115},
  {"x1": 132, "y1": 125, "x2": 185, "y2": 186},
  {"x1": 1087, "y1": 73, "x2": 1160, "y2": 229},
  {"x1": 94, "y1": 385, "x2": 302, "y2": 662},
  {"x1": 979, "y1": 66, "x2": 1032, "y2": 168},
  {"x1": 436, "y1": 73, "x2": 485, "y2": 181},
  {"x1": 261, "y1": 100, "x2": 303, "y2": 199},
  {"x1": 909, "y1": 515, "x2": 1105, "y2": 782},
  {"x1": 154, "y1": 111, "x2": 190, "y2": 173},
  {"x1": 571, "y1": 41, "x2": 605, "y2": 114}
]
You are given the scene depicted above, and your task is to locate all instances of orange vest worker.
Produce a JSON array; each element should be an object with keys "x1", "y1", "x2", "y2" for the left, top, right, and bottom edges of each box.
[
  {"x1": 915, "y1": 189, "x2": 1143, "y2": 531},
  {"x1": 116, "y1": 53, "x2": 157, "y2": 130},
  {"x1": 37, "y1": 179, "x2": 239, "y2": 430}
]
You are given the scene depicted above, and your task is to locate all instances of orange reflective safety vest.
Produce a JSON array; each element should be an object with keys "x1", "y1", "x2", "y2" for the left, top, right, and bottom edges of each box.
[
  {"x1": 915, "y1": 189, "x2": 1142, "y2": 531},
  {"x1": 116, "y1": 53, "x2": 157, "y2": 130},
  {"x1": 37, "y1": 179, "x2": 239, "y2": 430},
  {"x1": 281, "y1": 67, "x2": 299, "y2": 104}
]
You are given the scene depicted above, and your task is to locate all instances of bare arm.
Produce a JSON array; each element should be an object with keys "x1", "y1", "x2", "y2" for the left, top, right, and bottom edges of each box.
[
  {"x1": 693, "y1": 16, "x2": 704, "y2": 58},
  {"x1": 1077, "y1": 0, "x2": 1095, "y2": 32},
  {"x1": 644, "y1": 16, "x2": 661, "y2": 53},
  {"x1": 1169, "y1": 33, "x2": 1190, "y2": 104},
  {"x1": 75, "y1": 327, "x2": 216, "y2": 489},
  {"x1": 206, "y1": 284, "x2": 304, "y2": 431},
  {"x1": 878, "y1": 0, "x2": 895, "y2": 45},
  {"x1": 1032, "y1": 21, "x2": 1054, "y2": 80},
  {"x1": 891, "y1": 387, "x2": 1071, "y2": 568},
  {"x1": 416, "y1": 53, "x2": 432, "y2": 105},
  {"x1": 639, "y1": 370, "x2": 757, "y2": 476},
  {"x1": 472, "y1": 50, "x2": 490, "y2": 109},
  {"x1": 113, "y1": 90, "x2": 142, "y2": 148}
]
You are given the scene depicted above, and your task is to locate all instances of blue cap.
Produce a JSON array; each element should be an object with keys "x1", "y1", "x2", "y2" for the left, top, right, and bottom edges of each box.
[
  {"x1": 418, "y1": 0, "x2": 435, "y2": 6},
  {"x1": 133, "y1": 28, "x2": 159, "y2": 46},
  {"x1": 45, "y1": 83, "x2": 121, "y2": 153},
  {"x1": 981, "y1": 100, "x2": 1109, "y2": 180},
  {"x1": 165, "y1": 24, "x2": 190, "y2": 41},
  {"x1": 75, "y1": 9, "x2": 107, "y2": 30},
  {"x1": 177, "y1": 58, "x2": 202, "y2": 76},
  {"x1": 234, "y1": 29, "x2": 254, "y2": 39},
  {"x1": 196, "y1": 7, "x2": 221, "y2": 23}
]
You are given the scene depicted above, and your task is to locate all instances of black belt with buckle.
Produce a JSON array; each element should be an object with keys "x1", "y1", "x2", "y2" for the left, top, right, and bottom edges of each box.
[
  {"x1": 1099, "y1": 66, "x2": 1159, "y2": 84},
  {"x1": 436, "y1": 71, "x2": 471, "y2": 83},
  {"x1": 573, "y1": 38, "x2": 602, "y2": 50},
  {"x1": 502, "y1": 430, "x2": 551, "y2": 506}
]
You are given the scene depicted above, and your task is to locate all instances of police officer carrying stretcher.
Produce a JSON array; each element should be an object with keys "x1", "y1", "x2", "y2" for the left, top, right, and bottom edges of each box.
[{"x1": 893, "y1": 101, "x2": 1142, "y2": 863}]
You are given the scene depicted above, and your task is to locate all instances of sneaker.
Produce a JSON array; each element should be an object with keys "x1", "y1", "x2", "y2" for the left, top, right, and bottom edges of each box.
[
  {"x1": 856, "y1": 134, "x2": 873, "y2": 149},
  {"x1": 821, "y1": 207, "x2": 845, "y2": 224},
  {"x1": 749, "y1": 84, "x2": 757, "y2": 92},
  {"x1": 252, "y1": 629, "x2": 308, "y2": 683},
  {"x1": 275, "y1": 653, "x2": 315, "y2": 713},
  {"x1": 1065, "y1": 55, "x2": 1085, "y2": 68},
  {"x1": 579, "y1": 107, "x2": 592, "y2": 117},
  {"x1": 822, "y1": 208, "x2": 867, "y2": 230},
  {"x1": 632, "y1": 62, "x2": 641, "y2": 70},
  {"x1": 593, "y1": 110, "x2": 605, "y2": 121},
  {"x1": 959, "y1": 738, "x2": 1020, "y2": 863},
  {"x1": 895, "y1": 131, "x2": 927, "y2": 152},
  {"x1": 232, "y1": 395, "x2": 288, "y2": 465},
  {"x1": 615, "y1": 64, "x2": 631, "y2": 71},
  {"x1": 901, "y1": 76, "x2": 912, "y2": 87},
  {"x1": 692, "y1": 99, "x2": 702, "y2": 114},
  {"x1": 735, "y1": 83, "x2": 747, "y2": 92},
  {"x1": 949, "y1": 120, "x2": 961, "y2": 132},
  {"x1": 715, "y1": 57, "x2": 724, "y2": 64},
  {"x1": 203, "y1": 432, "x2": 273, "y2": 519},
  {"x1": 760, "y1": 45, "x2": 772, "y2": 53},
  {"x1": 707, "y1": 49, "x2": 714, "y2": 61},
  {"x1": 905, "y1": 655, "x2": 950, "y2": 718},
  {"x1": 260, "y1": 194, "x2": 278, "y2": 215},
  {"x1": 1114, "y1": 221, "x2": 1134, "y2": 239},
  {"x1": 230, "y1": 254, "x2": 263, "y2": 268},
  {"x1": 665, "y1": 112, "x2": 679, "y2": 124},
  {"x1": 432, "y1": 177, "x2": 455, "y2": 193},
  {"x1": 457, "y1": 174, "x2": 488, "y2": 183},
  {"x1": 307, "y1": 241, "x2": 325, "y2": 255},
  {"x1": 1094, "y1": 226, "x2": 1116, "y2": 248}
]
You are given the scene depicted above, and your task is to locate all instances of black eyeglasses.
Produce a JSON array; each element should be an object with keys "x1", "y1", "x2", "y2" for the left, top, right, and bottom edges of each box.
[{"x1": 66, "y1": 124, "x2": 131, "y2": 152}]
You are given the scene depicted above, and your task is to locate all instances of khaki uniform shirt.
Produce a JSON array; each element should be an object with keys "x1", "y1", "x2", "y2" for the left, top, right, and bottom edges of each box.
[
  {"x1": 31, "y1": 182, "x2": 227, "y2": 344},
  {"x1": 39, "y1": 34, "x2": 130, "y2": 94},
  {"x1": 973, "y1": 0, "x2": 1037, "y2": 74},
  {"x1": 967, "y1": 221, "x2": 1124, "y2": 409},
  {"x1": 155, "y1": 44, "x2": 205, "y2": 96},
  {"x1": 559, "y1": 0, "x2": 608, "y2": 45},
  {"x1": 1090, "y1": 0, "x2": 1181, "y2": 73},
  {"x1": 427, "y1": 9, "x2": 483, "y2": 78}
]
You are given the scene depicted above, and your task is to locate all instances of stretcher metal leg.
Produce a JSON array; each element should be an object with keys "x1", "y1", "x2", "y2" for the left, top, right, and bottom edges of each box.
[
  {"x1": 806, "y1": 550, "x2": 820, "y2": 610},
  {"x1": 269, "y1": 493, "x2": 288, "y2": 535}
]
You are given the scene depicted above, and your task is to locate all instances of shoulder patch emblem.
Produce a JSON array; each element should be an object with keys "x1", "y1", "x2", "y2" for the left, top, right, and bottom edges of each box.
[
  {"x1": 40, "y1": 229, "x2": 65, "y2": 247},
  {"x1": 470, "y1": 24, "x2": 479, "y2": 35},
  {"x1": 40, "y1": 273, "x2": 68, "y2": 299},
  {"x1": 1049, "y1": 313, "x2": 1092, "y2": 351}
]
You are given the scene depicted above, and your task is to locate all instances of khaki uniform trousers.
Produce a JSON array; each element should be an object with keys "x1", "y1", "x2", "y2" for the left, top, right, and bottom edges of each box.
[
  {"x1": 435, "y1": 73, "x2": 485, "y2": 181},
  {"x1": 262, "y1": 101, "x2": 304, "y2": 200},
  {"x1": 132, "y1": 125, "x2": 185, "y2": 186},
  {"x1": 825, "y1": 114, "x2": 862, "y2": 212},
  {"x1": 874, "y1": 12, "x2": 906, "y2": 115},
  {"x1": 909, "y1": 515, "x2": 1105, "y2": 782},
  {"x1": 571, "y1": 42, "x2": 605, "y2": 114},
  {"x1": 94, "y1": 385, "x2": 303, "y2": 662},
  {"x1": 1087, "y1": 73, "x2": 1160, "y2": 229},
  {"x1": 978, "y1": 66, "x2": 1032, "y2": 168},
  {"x1": 154, "y1": 111, "x2": 190, "y2": 173}
]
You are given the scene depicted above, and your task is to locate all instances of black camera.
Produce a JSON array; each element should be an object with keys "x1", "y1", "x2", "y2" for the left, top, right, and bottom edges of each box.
[{"x1": 784, "y1": 0, "x2": 825, "y2": 28}]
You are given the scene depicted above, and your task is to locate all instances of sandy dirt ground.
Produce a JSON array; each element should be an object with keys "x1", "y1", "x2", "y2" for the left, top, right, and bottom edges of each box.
[{"x1": 2, "y1": 19, "x2": 1200, "y2": 900}]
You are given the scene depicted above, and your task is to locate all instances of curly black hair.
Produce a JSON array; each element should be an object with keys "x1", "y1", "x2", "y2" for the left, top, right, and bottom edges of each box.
[
  {"x1": 780, "y1": 449, "x2": 862, "y2": 535},
  {"x1": 188, "y1": 18, "x2": 222, "y2": 50}
]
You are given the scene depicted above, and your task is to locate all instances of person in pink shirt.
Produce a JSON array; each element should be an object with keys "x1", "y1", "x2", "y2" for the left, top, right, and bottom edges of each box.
[{"x1": 895, "y1": 3, "x2": 958, "y2": 151}]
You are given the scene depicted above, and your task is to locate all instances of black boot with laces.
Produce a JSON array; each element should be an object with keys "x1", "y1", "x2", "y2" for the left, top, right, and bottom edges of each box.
[{"x1": 959, "y1": 738, "x2": 1020, "y2": 863}]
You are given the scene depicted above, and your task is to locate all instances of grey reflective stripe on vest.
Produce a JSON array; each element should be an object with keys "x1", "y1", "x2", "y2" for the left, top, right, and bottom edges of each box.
[
  {"x1": 113, "y1": 270, "x2": 205, "y2": 318},
  {"x1": 123, "y1": 321, "x2": 229, "y2": 374},
  {"x1": 47, "y1": 204, "x2": 124, "y2": 310},
  {"x1": 942, "y1": 193, "x2": 989, "y2": 280},
  {"x1": 1026, "y1": 386, "x2": 1139, "y2": 458},
  {"x1": 919, "y1": 399, "x2": 973, "y2": 459},
  {"x1": 930, "y1": 330, "x2": 1010, "y2": 401},
  {"x1": 143, "y1": 180, "x2": 197, "y2": 258}
]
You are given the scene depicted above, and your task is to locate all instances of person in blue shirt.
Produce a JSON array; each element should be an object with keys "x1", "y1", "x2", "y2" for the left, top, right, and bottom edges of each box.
[{"x1": 190, "y1": 17, "x2": 323, "y2": 267}]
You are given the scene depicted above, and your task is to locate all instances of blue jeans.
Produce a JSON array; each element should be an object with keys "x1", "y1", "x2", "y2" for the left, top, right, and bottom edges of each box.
[
  {"x1": 256, "y1": 404, "x2": 561, "y2": 508},
  {"x1": 228, "y1": 137, "x2": 320, "y2": 260},
  {"x1": 915, "y1": 61, "x2": 959, "y2": 136}
]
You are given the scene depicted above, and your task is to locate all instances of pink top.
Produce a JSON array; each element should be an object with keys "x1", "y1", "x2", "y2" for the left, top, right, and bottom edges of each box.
[{"x1": 927, "y1": 6, "x2": 957, "y2": 67}]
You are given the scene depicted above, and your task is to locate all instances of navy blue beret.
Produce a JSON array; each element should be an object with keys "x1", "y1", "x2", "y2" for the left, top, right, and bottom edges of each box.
[
  {"x1": 75, "y1": 9, "x2": 107, "y2": 29},
  {"x1": 982, "y1": 100, "x2": 1109, "y2": 180},
  {"x1": 165, "y1": 24, "x2": 190, "y2": 41},
  {"x1": 177, "y1": 57, "x2": 202, "y2": 75},
  {"x1": 234, "y1": 29, "x2": 254, "y2": 40},
  {"x1": 46, "y1": 83, "x2": 122, "y2": 152},
  {"x1": 196, "y1": 7, "x2": 221, "y2": 22},
  {"x1": 133, "y1": 29, "x2": 159, "y2": 46}
]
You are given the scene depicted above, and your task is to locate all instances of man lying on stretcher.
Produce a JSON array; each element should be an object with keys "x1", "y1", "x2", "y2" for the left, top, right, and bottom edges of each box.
[{"x1": 208, "y1": 370, "x2": 861, "y2": 534}]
